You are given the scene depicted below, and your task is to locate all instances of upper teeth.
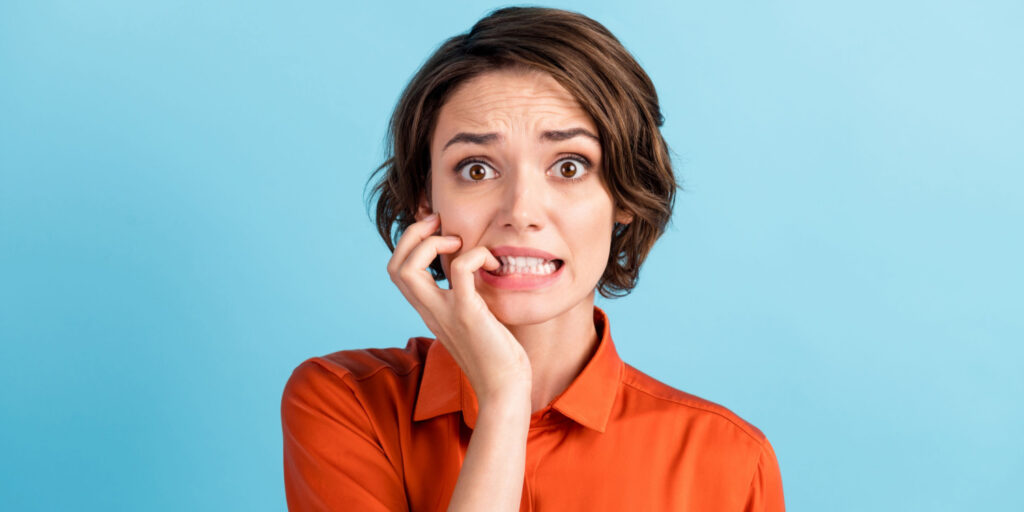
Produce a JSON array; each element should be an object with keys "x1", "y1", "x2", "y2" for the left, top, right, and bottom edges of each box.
[{"x1": 494, "y1": 255, "x2": 559, "y2": 276}]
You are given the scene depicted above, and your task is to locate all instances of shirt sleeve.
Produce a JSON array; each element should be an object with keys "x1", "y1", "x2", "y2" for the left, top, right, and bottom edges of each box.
[
  {"x1": 743, "y1": 438, "x2": 785, "y2": 512},
  {"x1": 281, "y1": 359, "x2": 410, "y2": 511}
]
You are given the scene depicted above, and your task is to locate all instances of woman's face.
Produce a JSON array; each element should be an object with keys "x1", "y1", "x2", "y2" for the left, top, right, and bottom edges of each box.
[{"x1": 420, "y1": 68, "x2": 632, "y2": 326}]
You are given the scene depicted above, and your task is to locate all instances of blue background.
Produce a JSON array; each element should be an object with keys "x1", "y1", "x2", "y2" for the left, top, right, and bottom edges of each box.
[{"x1": 2, "y1": 1, "x2": 1021, "y2": 510}]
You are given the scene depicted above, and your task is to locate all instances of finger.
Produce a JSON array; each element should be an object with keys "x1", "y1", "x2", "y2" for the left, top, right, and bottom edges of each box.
[
  {"x1": 448, "y1": 246, "x2": 501, "y2": 304},
  {"x1": 390, "y1": 233, "x2": 455, "y2": 337},
  {"x1": 388, "y1": 214, "x2": 441, "y2": 276},
  {"x1": 398, "y1": 234, "x2": 463, "y2": 311},
  {"x1": 387, "y1": 215, "x2": 444, "y2": 317}
]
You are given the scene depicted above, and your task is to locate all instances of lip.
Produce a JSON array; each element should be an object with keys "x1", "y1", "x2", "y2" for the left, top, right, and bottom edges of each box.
[
  {"x1": 478, "y1": 245, "x2": 565, "y2": 291},
  {"x1": 478, "y1": 260, "x2": 564, "y2": 290},
  {"x1": 489, "y1": 245, "x2": 560, "y2": 261}
]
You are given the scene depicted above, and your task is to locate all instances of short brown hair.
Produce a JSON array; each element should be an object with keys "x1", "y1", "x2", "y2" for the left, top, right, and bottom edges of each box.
[{"x1": 365, "y1": 6, "x2": 679, "y2": 298}]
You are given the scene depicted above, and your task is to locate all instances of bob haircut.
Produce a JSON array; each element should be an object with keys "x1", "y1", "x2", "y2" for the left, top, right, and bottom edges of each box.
[{"x1": 366, "y1": 6, "x2": 679, "y2": 298}]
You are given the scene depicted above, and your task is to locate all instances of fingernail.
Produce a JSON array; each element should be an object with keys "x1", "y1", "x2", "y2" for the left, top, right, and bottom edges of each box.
[
  {"x1": 424, "y1": 213, "x2": 438, "y2": 221},
  {"x1": 444, "y1": 235, "x2": 460, "y2": 242}
]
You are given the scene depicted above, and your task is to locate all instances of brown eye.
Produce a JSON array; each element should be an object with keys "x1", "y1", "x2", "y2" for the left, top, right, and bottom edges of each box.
[
  {"x1": 559, "y1": 161, "x2": 577, "y2": 178},
  {"x1": 547, "y1": 156, "x2": 590, "y2": 182},
  {"x1": 468, "y1": 163, "x2": 487, "y2": 180},
  {"x1": 456, "y1": 160, "x2": 497, "y2": 182}
]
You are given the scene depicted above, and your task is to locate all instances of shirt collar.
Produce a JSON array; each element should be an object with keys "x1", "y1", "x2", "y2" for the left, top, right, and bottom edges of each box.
[{"x1": 413, "y1": 305, "x2": 623, "y2": 433}]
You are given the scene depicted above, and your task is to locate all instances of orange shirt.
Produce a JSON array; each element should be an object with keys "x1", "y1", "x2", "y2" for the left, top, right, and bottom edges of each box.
[{"x1": 281, "y1": 306, "x2": 785, "y2": 511}]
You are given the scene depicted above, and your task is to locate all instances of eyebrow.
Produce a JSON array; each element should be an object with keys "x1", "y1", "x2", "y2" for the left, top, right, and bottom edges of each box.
[{"x1": 442, "y1": 127, "x2": 600, "y2": 151}]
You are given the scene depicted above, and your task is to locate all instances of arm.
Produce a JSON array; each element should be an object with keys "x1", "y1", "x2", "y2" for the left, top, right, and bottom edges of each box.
[
  {"x1": 385, "y1": 213, "x2": 535, "y2": 511},
  {"x1": 281, "y1": 360, "x2": 409, "y2": 511},
  {"x1": 446, "y1": 392, "x2": 531, "y2": 512}
]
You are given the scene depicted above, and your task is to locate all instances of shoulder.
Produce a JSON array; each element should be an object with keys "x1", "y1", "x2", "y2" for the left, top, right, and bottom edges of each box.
[
  {"x1": 619, "y1": 364, "x2": 784, "y2": 509},
  {"x1": 620, "y1": 362, "x2": 769, "y2": 447},
  {"x1": 282, "y1": 337, "x2": 432, "y2": 404},
  {"x1": 306, "y1": 337, "x2": 430, "y2": 380}
]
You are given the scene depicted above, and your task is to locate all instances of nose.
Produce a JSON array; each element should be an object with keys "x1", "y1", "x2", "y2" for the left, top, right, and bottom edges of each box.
[{"x1": 498, "y1": 165, "x2": 547, "y2": 232}]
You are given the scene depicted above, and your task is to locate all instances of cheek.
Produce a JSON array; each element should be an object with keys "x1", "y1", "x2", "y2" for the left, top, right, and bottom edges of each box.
[
  {"x1": 434, "y1": 204, "x2": 493, "y2": 245},
  {"x1": 431, "y1": 188, "x2": 483, "y2": 233},
  {"x1": 566, "y1": 202, "x2": 616, "y2": 274},
  {"x1": 584, "y1": 229, "x2": 614, "y2": 270},
  {"x1": 435, "y1": 215, "x2": 485, "y2": 270},
  {"x1": 436, "y1": 215, "x2": 483, "y2": 244}
]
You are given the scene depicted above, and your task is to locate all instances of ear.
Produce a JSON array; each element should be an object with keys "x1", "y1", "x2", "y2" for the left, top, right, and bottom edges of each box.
[
  {"x1": 414, "y1": 192, "x2": 433, "y2": 222},
  {"x1": 615, "y1": 208, "x2": 634, "y2": 225}
]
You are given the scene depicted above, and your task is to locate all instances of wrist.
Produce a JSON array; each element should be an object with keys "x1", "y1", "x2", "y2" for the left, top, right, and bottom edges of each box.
[{"x1": 478, "y1": 388, "x2": 531, "y2": 416}]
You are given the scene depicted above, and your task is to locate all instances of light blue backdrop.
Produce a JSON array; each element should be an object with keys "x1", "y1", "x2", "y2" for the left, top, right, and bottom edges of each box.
[{"x1": 2, "y1": 1, "x2": 1021, "y2": 510}]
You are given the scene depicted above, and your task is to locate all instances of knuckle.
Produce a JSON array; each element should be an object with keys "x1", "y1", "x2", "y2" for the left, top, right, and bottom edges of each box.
[
  {"x1": 398, "y1": 267, "x2": 417, "y2": 282},
  {"x1": 450, "y1": 257, "x2": 469, "y2": 274}
]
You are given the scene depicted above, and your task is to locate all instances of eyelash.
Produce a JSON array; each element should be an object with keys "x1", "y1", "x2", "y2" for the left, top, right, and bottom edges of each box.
[{"x1": 454, "y1": 153, "x2": 593, "y2": 184}]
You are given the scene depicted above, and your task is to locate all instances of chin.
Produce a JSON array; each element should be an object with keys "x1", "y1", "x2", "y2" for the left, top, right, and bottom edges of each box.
[{"x1": 482, "y1": 294, "x2": 566, "y2": 327}]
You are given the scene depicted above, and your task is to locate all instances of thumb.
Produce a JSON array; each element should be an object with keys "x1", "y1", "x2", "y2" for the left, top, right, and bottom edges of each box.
[{"x1": 448, "y1": 246, "x2": 500, "y2": 305}]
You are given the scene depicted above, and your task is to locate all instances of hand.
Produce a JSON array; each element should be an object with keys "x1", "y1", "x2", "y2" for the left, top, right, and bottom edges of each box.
[{"x1": 387, "y1": 213, "x2": 532, "y2": 405}]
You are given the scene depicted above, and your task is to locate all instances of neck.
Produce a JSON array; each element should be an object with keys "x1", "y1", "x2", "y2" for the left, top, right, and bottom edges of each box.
[{"x1": 506, "y1": 296, "x2": 600, "y2": 414}]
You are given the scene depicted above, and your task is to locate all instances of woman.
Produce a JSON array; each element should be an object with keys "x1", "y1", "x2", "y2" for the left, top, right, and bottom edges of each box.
[{"x1": 281, "y1": 6, "x2": 784, "y2": 511}]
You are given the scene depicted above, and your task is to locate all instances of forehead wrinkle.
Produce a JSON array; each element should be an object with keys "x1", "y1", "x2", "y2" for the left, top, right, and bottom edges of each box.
[
  {"x1": 435, "y1": 71, "x2": 599, "y2": 153},
  {"x1": 451, "y1": 111, "x2": 589, "y2": 134},
  {"x1": 445, "y1": 74, "x2": 586, "y2": 118},
  {"x1": 444, "y1": 101, "x2": 595, "y2": 140},
  {"x1": 446, "y1": 95, "x2": 586, "y2": 123}
]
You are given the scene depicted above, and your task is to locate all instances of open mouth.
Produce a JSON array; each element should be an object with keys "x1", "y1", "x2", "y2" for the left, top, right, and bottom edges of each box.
[{"x1": 486, "y1": 256, "x2": 564, "y2": 276}]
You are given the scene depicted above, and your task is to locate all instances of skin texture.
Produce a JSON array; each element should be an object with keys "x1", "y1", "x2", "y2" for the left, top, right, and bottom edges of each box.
[
  {"x1": 389, "y1": 67, "x2": 632, "y2": 511},
  {"x1": 416, "y1": 68, "x2": 633, "y2": 408},
  {"x1": 426, "y1": 68, "x2": 630, "y2": 325}
]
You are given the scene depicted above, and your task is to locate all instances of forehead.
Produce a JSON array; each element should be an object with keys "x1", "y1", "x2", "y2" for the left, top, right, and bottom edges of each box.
[{"x1": 433, "y1": 69, "x2": 596, "y2": 142}]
